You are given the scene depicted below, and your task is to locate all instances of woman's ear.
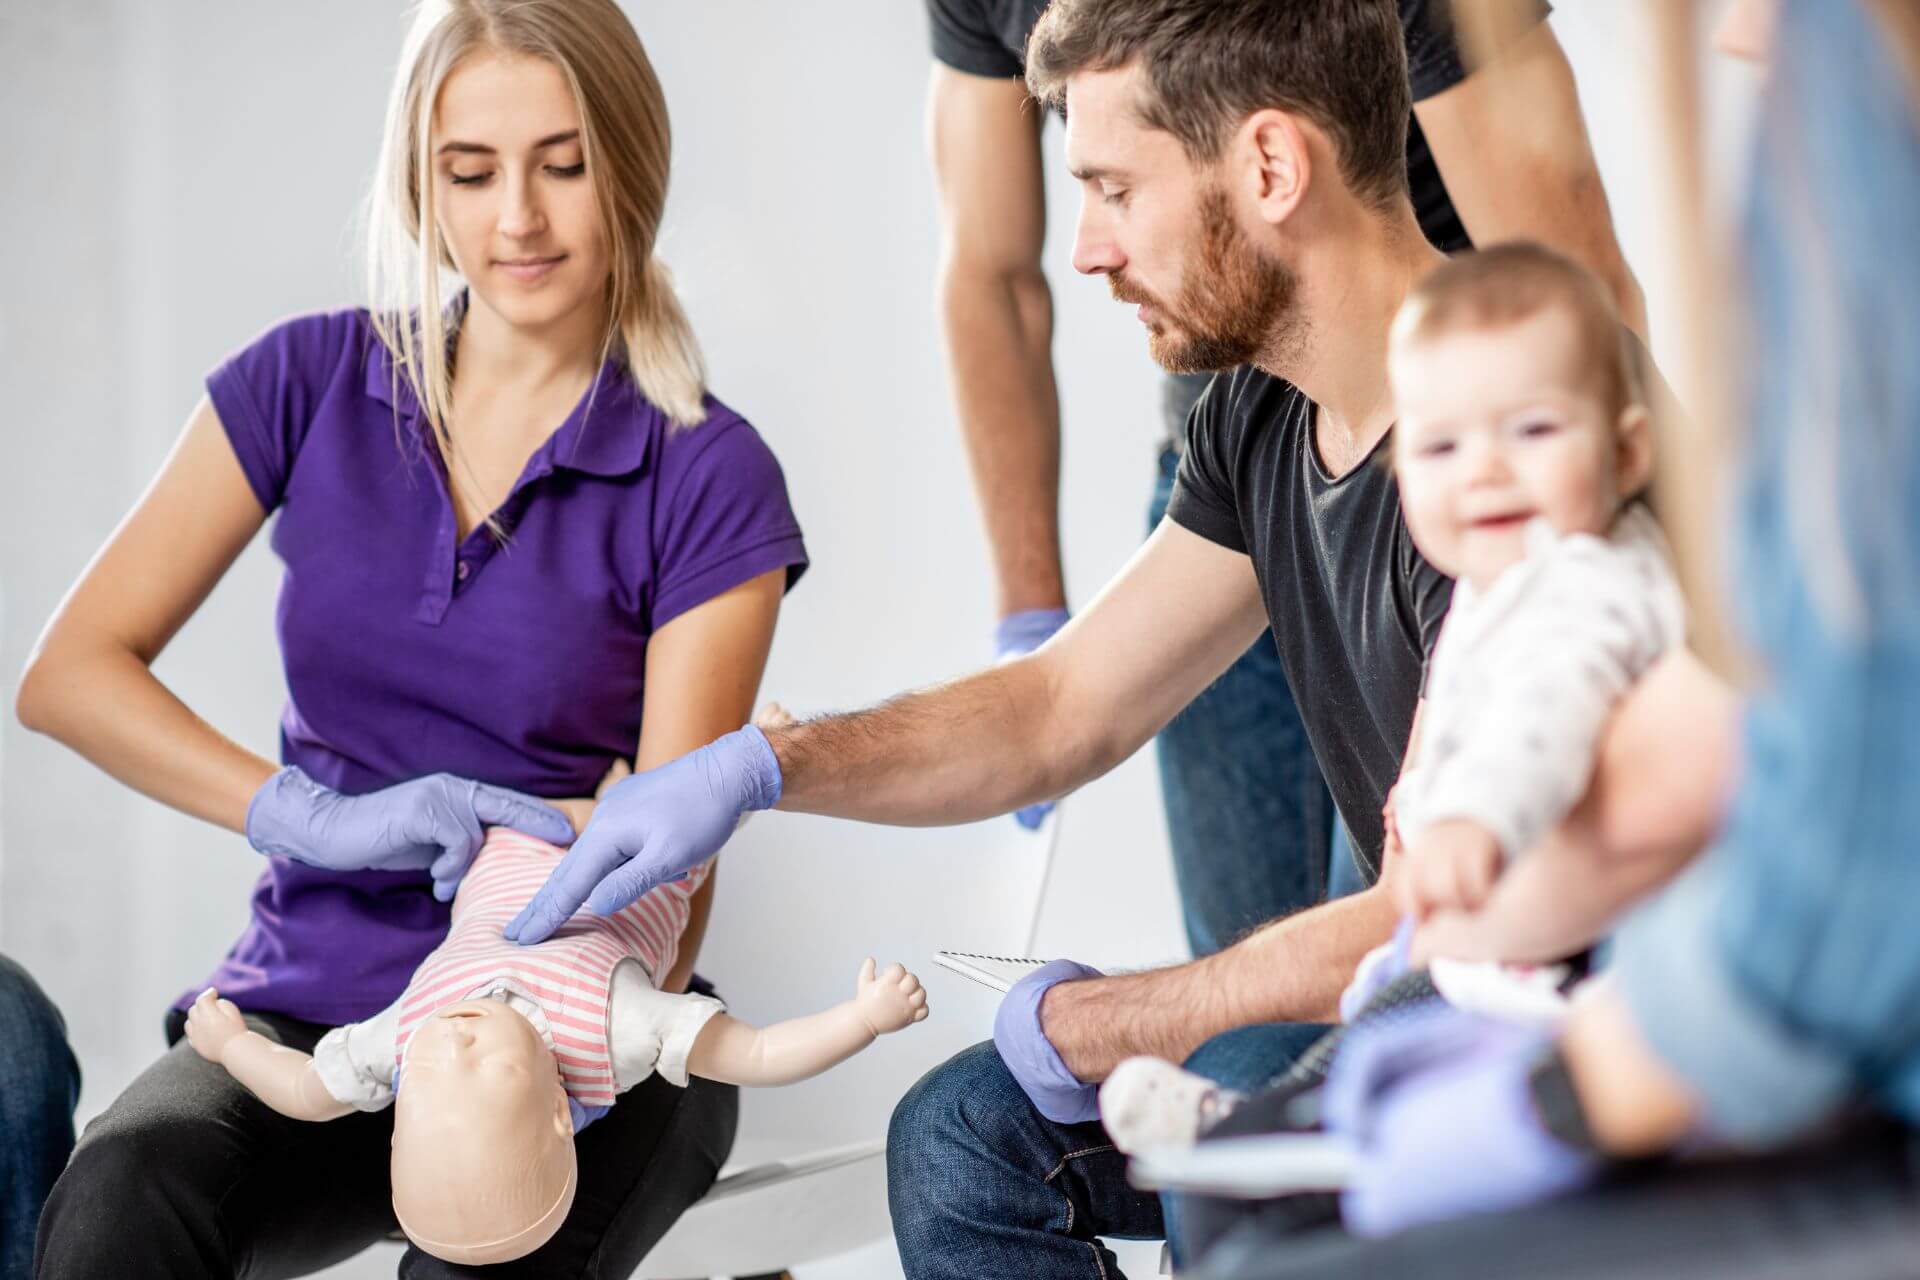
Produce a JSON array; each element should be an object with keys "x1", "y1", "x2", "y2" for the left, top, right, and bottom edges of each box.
[{"x1": 1615, "y1": 402, "x2": 1655, "y2": 497}]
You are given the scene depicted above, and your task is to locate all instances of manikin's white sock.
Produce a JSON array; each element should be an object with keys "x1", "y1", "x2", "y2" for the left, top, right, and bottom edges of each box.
[{"x1": 1099, "y1": 1056, "x2": 1245, "y2": 1156}]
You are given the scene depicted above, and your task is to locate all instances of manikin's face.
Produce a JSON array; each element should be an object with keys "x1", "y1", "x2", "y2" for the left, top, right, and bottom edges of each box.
[
  {"x1": 1063, "y1": 66, "x2": 1299, "y2": 374},
  {"x1": 391, "y1": 999, "x2": 575, "y2": 1265},
  {"x1": 429, "y1": 51, "x2": 610, "y2": 334},
  {"x1": 402, "y1": 998, "x2": 558, "y2": 1107},
  {"x1": 1391, "y1": 307, "x2": 1641, "y2": 591}
]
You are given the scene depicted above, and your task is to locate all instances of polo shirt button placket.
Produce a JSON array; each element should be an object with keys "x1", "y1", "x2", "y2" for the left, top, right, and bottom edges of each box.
[{"x1": 456, "y1": 559, "x2": 471, "y2": 583}]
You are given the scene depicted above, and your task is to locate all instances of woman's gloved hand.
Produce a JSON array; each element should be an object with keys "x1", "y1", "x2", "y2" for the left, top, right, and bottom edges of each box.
[
  {"x1": 992, "y1": 958, "x2": 1105, "y2": 1123},
  {"x1": 1323, "y1": 1004, "x2": 1599, "y2": 1237},
  {"x1": 504, "y1": 726, "x2": 783, "y2": 945},
  {"x1": 246, "y1": 766, "x2": 577, "y2": 902}
]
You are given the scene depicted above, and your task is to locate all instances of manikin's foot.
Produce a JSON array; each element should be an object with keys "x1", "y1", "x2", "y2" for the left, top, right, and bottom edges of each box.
[{"x1": 1099, "y1": 1056, "x2": 1245, "y2": 1155}]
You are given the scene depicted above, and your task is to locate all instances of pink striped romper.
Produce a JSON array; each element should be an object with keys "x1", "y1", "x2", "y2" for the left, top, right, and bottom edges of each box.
[{"x1": 393, "y1": 828, "x2": 709, "y2": 1108}]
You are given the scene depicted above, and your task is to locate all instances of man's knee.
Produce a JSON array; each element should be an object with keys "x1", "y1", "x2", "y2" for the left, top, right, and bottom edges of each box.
[{"x1": 888, "y1": 1041, "x2": 1024, "y2": 1180}]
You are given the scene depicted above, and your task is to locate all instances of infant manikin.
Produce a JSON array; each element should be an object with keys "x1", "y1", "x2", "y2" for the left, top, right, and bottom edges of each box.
[
  {"x1": 187, "y1": 827, "x2": 928, "y2": 1264},
  {"x1": 1099, "y1": 245, "x2": 1686, "y2": 1158}
]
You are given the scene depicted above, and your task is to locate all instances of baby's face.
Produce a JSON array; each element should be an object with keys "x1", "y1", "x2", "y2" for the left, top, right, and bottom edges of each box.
[{"x1": 1391, "y1": 307, "x2": 1634, "y2": 591}]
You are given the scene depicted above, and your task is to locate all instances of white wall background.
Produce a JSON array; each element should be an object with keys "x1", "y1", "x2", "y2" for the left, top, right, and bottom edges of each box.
[{"x1": 0, "y1": 3, "x2": 1760, "y2": 1277}]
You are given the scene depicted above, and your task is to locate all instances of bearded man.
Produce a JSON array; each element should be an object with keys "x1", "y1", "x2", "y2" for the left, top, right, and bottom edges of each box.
[{"x1": 499, "y1": 2, "x2": 1697, "y2": 1275}]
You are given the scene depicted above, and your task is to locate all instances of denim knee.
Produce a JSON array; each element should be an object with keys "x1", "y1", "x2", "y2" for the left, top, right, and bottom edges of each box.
[
  {"x1": 0, "y1": 957, "x2": 79, "y2": 1110},
  {"x1": 888, "y1": 1041, "x2": 1024, "y2": 1182}
]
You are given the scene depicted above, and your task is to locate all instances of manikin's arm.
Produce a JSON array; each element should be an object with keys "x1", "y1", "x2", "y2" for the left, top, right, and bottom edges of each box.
[
  {"x1": 684, "y1": 959, "x2": 928, "y2": 1088},
  {"x1": 1412, "y1": 651, "x2": 1739, "y2": 965},
  {"x1": 928, "y1": 63, "x2": 1065, "y2": 620},
  {"x1": 183, "y1": 989, "x2": 354, "y2": 1121}
]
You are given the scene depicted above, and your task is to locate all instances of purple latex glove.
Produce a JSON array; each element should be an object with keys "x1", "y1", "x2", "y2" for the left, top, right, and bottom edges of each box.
[
  {"x1": 1339, "y1": 916, "x2": 1417, "y2": 1023},
  {"x1": 992, "y1": 958, "x2": 1105, "y2": 1123},
  {"x1": 993, "y1": 607, "x2": 1071, "y2": 830},
  {"x1": 504, "y1": 726, "x2": 782, "y2": 945},
  {"x1": 1323, "y1": 1004, "x2": 1598, "y2": 1237},
  {"x1": 568, "y1": 1097, "x2": 611, "y2": 1133},
  {"x1": 245, "y1": 766, "x2": 577, "y2": 903}
]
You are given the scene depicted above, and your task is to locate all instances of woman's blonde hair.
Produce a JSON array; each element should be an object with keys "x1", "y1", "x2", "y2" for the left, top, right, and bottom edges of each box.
[{"x1": 365, "y1": 0, "x2": 708, "y2": 481}]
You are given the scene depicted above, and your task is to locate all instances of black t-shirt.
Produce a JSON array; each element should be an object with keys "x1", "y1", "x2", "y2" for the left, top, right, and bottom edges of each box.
[
  {"x1": 1166, "y1": 372, "x2": 1453, "y2": 877},
  {"x1": 926, "y1": 0, "x2": 1551, "y2": 257}
]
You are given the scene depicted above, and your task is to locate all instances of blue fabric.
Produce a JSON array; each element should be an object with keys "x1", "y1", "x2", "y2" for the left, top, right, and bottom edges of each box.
[
  {"x1": 0, "y1": 956, "x2": 80, "y2": 1280},
  {"x1": 1617, "y1": 0, "x2": 1920, "y2": 1143},
  {"x1": 1151, "y1": 445, "x2": 1339, "y2": 957}
]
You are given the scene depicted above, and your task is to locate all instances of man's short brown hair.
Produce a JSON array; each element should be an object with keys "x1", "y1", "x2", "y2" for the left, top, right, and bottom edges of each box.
[
  {"x1": 1392, "y1": 241, "x2": 1641, "y2": 414},
  {"x1": 1024, "y1": 0, "x2": 1411, "y2": 208}
]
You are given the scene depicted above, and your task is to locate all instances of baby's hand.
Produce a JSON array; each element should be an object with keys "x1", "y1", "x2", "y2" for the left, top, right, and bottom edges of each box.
[
  {"x1": 853, "y1": 956, "x2": 929, "y2": 1036},
  {"x1": 184, "y1": 988, "x2": 252, "y2": 1065},
  {"x1": 1398, "y1": 819, "x2": 1503, "y2": 919},
  {"x1": 753, "y1": 701, "x2": 796, "y2": 730}
]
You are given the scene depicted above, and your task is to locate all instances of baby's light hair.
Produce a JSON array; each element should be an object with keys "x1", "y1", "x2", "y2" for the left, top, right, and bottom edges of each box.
[{"x1": 1391, "y1": 242, "x2": 1641, "y2": 417}]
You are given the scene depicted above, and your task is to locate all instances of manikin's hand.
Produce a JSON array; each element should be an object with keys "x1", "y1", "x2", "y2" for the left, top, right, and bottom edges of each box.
[
  {"x1": 994, "y1": 608, "x2": 1070, "y2": 830},
  {"x1": 1398, "y1": 818, "x2": 1504, "y2": 919},
  {"x1": 246, "y1": 767, "x2": 577, "y2": 903},
  {"x1": 853, "y1": 957, "x2": 930, "y2": 1035},
  {"x1": 184, "y1": 988, "x2": 252, "y2": 1065},
  {"x1": 993, "y1": 958, "x2": 1105, "y2": 1123},
  {"x1": 506, "y1": 727, "x2": 782, "y2": 945}
]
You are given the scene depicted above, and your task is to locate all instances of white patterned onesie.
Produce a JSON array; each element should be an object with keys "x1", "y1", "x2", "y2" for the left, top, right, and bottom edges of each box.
[{"x1": 1393, "y1": 504, "x2": 1687, "y2": 861}]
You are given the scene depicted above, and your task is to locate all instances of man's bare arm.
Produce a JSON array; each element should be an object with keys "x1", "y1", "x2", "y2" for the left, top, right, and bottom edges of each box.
[
  {"x1": 1041, "y1": 881, "x2": 1401, "y2": 1082},
  {"x1": 1414, "y1": 651, "x2": 1739, "y2": 965},
  {"x1": 1415, "y1": 21, "x2": 1648, "y2": 335},
  {"x1": 927, "y1": 64, "x2": 1065, "y2": 618},
  {"x1": 769, "y1": 522, "x2": 1270, "y2": 825}
]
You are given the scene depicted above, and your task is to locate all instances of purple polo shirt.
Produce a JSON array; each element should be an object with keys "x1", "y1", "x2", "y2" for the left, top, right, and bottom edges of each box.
[{"x1": 186, "y1": 308, "x2": 807, "y2": 1025}]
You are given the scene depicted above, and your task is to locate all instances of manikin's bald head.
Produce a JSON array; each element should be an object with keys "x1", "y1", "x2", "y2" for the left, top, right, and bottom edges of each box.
[{"x1": 390, "y1": 999, "x2": 577, "y2": 1265}]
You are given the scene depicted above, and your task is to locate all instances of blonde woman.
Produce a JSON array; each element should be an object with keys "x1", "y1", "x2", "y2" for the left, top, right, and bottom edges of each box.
[{"x1": 19, "y1": 1, "x2": 805, "y2": 1273}]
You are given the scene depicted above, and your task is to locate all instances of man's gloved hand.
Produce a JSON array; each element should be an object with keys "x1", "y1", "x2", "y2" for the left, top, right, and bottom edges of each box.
[
  {"x1": 504, "y1": 726, "x2": 783, "y2": 945},
  {"x1": 993, "y1": 607, "x2": 1071, "y2": 830},
  {"x1": 246, "y1": 766, "x2": 577, "y2": 903},
  {"x1": 1323, "y1": 1004, "x2": 1599, "y2": 1237},
  {"x1": 992, "y1": 958, "x2": 1104, "y2": 1123}
]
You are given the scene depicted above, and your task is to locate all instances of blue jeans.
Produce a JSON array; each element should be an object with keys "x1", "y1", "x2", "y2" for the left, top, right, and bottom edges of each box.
[
  {"x1": 1150, "y1": 444, "x2": 1337, "y2": 956},
  {"x1": 0, "y1": 955, "x2": 80, "y2": 1280},
  {"x1": 886, "y1": 849, "x2": 1359, "y2": 1279}
]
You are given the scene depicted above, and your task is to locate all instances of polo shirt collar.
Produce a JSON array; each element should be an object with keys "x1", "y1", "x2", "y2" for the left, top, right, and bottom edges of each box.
[{"x1": 358, "y1": 305, "x2": 656, "y2": 479}]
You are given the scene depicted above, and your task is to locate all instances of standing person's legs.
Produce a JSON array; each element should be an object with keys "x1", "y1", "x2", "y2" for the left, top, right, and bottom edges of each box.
[
  {"x1": 1150, "y1": 406, "x2": 1336, "y2": 958},
  {"x1": 0, "y1": 956, "x2": 80, "y2": 1280},
  {"x1": 35, "y1": 1008, "x2": 399, "y2": 1279},
  {"x1": 887, "y1": 1042, "x2": 1166, "y2": 1280},
  {"x1": 400, "y1": 1073, "x2": 737, "y2": 1278}
]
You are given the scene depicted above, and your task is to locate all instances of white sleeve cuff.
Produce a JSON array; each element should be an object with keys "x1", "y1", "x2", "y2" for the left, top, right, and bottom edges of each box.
[
  {"x1": 311, "y1": 1014, "x2": 398, "y2": 1112},
  {"x1": 608, "y1": 964, "x2": 727, "y2": 1091}
]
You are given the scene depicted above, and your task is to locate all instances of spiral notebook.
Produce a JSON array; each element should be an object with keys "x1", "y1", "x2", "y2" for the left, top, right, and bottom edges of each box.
[{"x1": 931, "y1": 950, "x2": 1049, "y2": 993}]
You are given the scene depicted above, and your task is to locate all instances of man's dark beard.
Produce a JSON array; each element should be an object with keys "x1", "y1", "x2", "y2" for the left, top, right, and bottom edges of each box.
[{"x1": 1110, "y1": 186, "x2": 1297, "y2": 374}]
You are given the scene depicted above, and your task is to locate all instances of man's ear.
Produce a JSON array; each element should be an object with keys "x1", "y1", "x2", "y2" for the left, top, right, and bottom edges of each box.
[
  {"x1": 1616, "y1": 403, "x2": 1655, "y2": 497},
  {"x1": 1242, "y1": 109, "x2": 1311, "y2": 227},
  {"x1": 553, "y1": 1082, "x2": 574, "y2": 1140}
]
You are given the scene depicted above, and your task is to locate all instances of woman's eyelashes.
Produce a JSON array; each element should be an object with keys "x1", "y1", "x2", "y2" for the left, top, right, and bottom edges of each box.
[{"x1": 446, "y1": 162, "x2": 587, "y2": 187}]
